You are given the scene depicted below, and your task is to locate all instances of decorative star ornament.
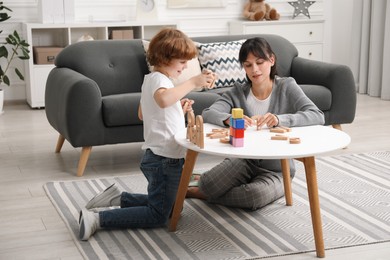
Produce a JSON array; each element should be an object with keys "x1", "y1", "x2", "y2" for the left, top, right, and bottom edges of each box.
[{"x1": 288, "y1": 0, "x2": 316, "y2": 19}]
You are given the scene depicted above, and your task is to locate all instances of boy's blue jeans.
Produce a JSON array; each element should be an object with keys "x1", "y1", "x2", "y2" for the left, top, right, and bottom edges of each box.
[{"x1": 99, "y1": 149, "x2": 184, "y2": 229}]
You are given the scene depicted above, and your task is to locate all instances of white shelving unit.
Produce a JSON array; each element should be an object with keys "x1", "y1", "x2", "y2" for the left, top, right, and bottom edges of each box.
[
  {"x1": 229, "y1": 19, "x2": 324, "y2": 61},
  {"x1": 23, "y1": 21, "x2": 176, "y2": 108}
]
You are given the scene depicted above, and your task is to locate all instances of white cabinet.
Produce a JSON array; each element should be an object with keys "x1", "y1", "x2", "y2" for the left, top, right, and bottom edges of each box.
[
  {"x1": 23, "y1": 22, "x2": 176, "y2": 108},
  {"x1": 229, "y1": 19, "x2": 324, "y2": 61}
]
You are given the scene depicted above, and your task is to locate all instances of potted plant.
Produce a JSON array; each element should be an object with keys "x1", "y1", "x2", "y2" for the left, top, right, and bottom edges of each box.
[{"x1": 0, "y1": 2, "x2": 30, "y2": 113}]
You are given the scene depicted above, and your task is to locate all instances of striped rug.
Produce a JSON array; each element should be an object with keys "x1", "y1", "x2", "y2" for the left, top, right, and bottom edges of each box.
[{"x1": 44, "y1": 151, "x2": 390, "y2": 259}]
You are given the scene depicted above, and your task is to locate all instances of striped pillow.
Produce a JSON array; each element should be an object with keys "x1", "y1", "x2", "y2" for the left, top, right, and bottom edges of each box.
[{"x1": 196, "y1": 40, "x2": 247, "y2": 88}]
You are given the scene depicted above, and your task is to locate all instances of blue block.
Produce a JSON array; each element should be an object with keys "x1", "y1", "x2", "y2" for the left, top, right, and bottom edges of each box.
[{"x1": 232, "y1": 118, "x2": 245, "y2": 129}]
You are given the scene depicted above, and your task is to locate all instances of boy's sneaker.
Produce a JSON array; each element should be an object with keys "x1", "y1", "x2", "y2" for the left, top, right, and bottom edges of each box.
[
  {"x1": 85, "y1": 183, "x2": 121, "y2": 209},
  {"x1": 79, "y1": 209, "x2": 100, "y2": 241}
]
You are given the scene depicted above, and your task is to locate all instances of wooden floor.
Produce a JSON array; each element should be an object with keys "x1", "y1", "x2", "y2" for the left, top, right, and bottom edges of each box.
[{"x1": 0, "y1": 93, "x2": 389, "y2": 260}]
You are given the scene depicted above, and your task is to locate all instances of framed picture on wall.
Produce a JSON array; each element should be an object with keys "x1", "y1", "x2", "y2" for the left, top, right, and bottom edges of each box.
[{"x1": 167, "y1": 0, "x2": 227, "y2": 8}]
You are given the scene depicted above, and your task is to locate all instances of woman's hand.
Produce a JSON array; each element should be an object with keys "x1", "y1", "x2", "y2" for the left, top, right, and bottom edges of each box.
[
  {"x1": 243, "y1": 115, "x2": 254, "y2": 129},
  {"x1": 252, "y1": 113, "x2": 279, "y2": 129}
]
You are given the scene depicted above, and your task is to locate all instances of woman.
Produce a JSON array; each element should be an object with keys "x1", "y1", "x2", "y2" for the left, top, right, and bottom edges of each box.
[{"x1": 186, "y1": 37, "x2": 325, "y2": 210}]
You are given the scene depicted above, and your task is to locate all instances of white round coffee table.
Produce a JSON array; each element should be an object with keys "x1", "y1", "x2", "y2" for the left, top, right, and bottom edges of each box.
[{"x1": 170, "y1": 124, "x2": 351, "y2": 258}]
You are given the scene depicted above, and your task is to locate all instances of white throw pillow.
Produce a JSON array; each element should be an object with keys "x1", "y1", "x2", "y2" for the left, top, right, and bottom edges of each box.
[{"x1": 196, "y1": 40, "x2": 247, "y2": 88}]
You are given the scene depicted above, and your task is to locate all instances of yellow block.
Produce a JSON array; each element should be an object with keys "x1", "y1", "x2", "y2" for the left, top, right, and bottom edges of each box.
[{"x1": 231, "y1": 108, "x2": 244, "y2": 119}]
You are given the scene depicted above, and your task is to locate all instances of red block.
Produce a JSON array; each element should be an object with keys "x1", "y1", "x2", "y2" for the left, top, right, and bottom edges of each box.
[{"x1": 231, "y1": 128, "x2": 244, "y2": 138}]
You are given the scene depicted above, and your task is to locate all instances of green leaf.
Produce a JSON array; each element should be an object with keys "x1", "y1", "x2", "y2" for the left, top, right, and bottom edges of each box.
[
  {"x1": 7, "y1": 34, "x2": 16, "y2": 44},
  {"x1": 13, "y1": 30, "x2": 20, "y2": 42},
  {"x1": 3, "y1": 75, "x2": 10, "y2": 86},
  {"x1": 15, "y1": 68, "x2": 24, "y2": 81},
  {"x1": 20, "y1": 41, "x2": 30, "y2": 47},
  {"x1": 0, "y1": 13, "x2": 11, "y2": 22},
  {"x1": 0, "y1": 45, "x2": 8, "y2": 58}
]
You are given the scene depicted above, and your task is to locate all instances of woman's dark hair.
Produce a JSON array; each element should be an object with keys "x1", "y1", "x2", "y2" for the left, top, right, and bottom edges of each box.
[{"x1": 239, "y1": 37, "x2": 278, "y2": 80}]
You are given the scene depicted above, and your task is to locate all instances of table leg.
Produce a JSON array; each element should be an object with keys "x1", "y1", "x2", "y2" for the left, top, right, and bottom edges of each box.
[
  {"x1": 169, "y1": 149, "x2": 199, "y2": 232},
  {"x1": 302, "y1": 156, "x2": 325, "y2": 258},
  {"x1": 281, "y1": 159, "x2": 293, "y2": 206}
]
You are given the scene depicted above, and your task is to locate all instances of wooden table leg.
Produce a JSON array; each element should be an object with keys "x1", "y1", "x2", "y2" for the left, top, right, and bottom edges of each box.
[
  {"x1": 302, "y1": 156, "x2": 325, "y2": 258},
  {"x1": 281, "y1": 159, "x2": 293, "y2": 206},
  {"x1": 169, "y1": 149, "x2": 199, "y2": 232}
]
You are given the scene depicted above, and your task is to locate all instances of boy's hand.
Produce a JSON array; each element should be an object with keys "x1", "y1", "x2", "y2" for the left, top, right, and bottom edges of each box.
[
  {"x1": 202, "y1": 69, "x2": 217, "y2": 89},
  {"x1": 181, "y1": 98, "x2": 194, "y2": 114}
]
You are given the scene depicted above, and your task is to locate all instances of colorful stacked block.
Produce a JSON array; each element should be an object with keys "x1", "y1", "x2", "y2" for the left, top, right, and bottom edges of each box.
[{"x1": 229, "y1": 108, "x2": 245, "y2": 147}]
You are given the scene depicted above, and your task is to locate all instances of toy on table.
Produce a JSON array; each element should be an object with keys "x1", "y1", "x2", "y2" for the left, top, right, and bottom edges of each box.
[
  {"x1": 269, "y1": 126, "x2": 301, "y2": 144},
  {"x1": 186, "y1": 109, "x2": 204, "y2": 149},
  {"x1": 229, "y1": 108, "x2": 245, "y2": 147}
]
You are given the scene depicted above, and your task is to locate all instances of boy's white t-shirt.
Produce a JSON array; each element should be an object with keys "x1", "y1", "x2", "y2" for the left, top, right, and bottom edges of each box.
[{"x1": 140, "y1": 71, "x2": 186, "y2": 159}]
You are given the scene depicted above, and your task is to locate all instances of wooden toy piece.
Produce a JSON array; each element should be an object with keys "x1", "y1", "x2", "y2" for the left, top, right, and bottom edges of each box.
[
  {"x1": 196, "y1": 115, "x2": 204, "y2": 149},
  {"x1": 182, "y1": 101, "x2": 189, "y2": 113},
  {"x1": 212, "y1": 128, "x2": 227, "y2": 132},
  {"x1": 271, "y1": 135, "x2": 288, "y2": 140},
  {"x1": 207, "y1": 129, "x2": 228, "y2": 138},
  {"x1": 209, "y1": 77, "x2": 216, "y2": 89},
  {"x1": 231, "y1": 108, "x2": 244, "y2": 119},
  {"x1": 279, "y1": 126, "x2": 292, "y2": 132},
  {"x1": 219, "y1": 136, "x2": 230, "y2": 143},
  {"x1": 209, "y1": 132, "x2": 228, "y2": 139},
  {"x1": 289, "y1": 137, "x2": 301, "y2": 144},
  {"x1": 270, "y1": 127, "x2": 287, "y2": 133},
  {"x1": 186, "y1": 111, "x2": 204, "y2": 149},
  {"x1": 186, "y1": 110, "x2": 195, "y2": 140}
]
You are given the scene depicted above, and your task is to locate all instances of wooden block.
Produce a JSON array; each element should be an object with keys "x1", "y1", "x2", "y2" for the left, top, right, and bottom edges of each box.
[
  {"x1": 219, "y1": 137, "x2": 230, "y2": 143},
  {"x1": 196, "y1": 115, "x2": 204, "y2": 149},
  {"x1": 231, "y1": 108, "x2": 244, "y2": 119},
  {"x1": 212, "y1": 128, "x2": 227, "y2": 132},
  {"x1": 289, "y1": 137, "x2": 301, "y2": 144},
  {"x1": 270, "y1": 127, "x2": 287, "y2": 133},
  {"x1": 209, "y1": 133, "x2": 228, "y2": 139},
  {"x1": 279, "y1": 126, "x2": 292, "y2": 132},
  {"x1": 271, "y1": 135, "x2": 288, "y2": 140}
]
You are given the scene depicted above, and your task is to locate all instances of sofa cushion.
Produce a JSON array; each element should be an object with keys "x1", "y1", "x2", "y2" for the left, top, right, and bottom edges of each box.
[
  {"x1": 196, "y1": 40, "x2": 247, "y2": 88},
  {"x1": 300, "y1": 84, "x2": 332, "y2": 111},
  {"x1": 102, "y1": 93, "x2": 142, "y2": 127}
]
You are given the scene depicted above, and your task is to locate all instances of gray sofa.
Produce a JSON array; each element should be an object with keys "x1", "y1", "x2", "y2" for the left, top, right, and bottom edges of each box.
[{"x1": 45, "y1": 34, "x2": 356, "y2": 176}]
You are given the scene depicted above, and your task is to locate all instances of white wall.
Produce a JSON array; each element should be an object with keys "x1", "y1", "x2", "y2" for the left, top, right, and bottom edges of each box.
[{"x1": 2, "y1": 0, "x2": 353, "y2": 101}]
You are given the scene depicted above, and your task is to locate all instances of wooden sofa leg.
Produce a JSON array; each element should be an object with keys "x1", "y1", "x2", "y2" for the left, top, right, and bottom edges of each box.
[
  {"x1": 55, "y1": 135, "x2": 65, "y2": 153},
  {"x1": 332, "y1": 124, "x2": 342, "y2": 131},
  {"x1": 332, "y1": 124, "x2": 349, "y2": 149},
  {"x1": 77, "y1": 146, "x2": 92, "y2": 177}
]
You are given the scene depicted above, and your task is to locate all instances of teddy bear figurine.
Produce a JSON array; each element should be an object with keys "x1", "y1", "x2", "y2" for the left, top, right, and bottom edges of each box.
[{"x1": 243, "y1": 0, "x2": 280, "y2": 21}]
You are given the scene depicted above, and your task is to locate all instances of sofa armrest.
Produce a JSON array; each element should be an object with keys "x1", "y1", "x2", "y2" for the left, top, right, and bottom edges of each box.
[
  {"x1": 45, "y1": 67, "x2": 106, "y2": 147},
  {"x1": 291, "y1": 57, "x2": 357, "y2": 125}
]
